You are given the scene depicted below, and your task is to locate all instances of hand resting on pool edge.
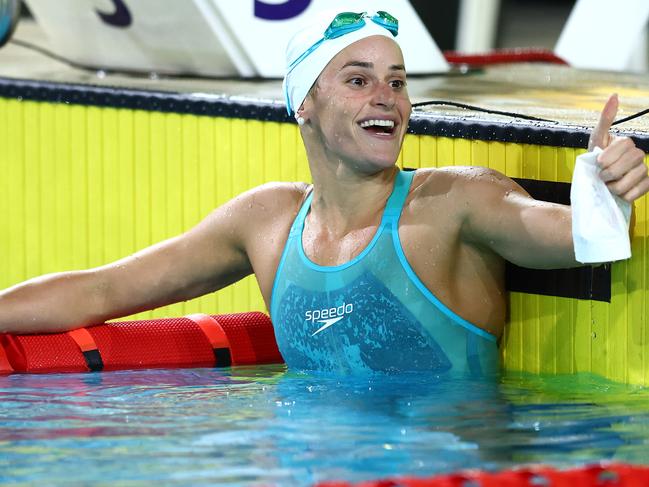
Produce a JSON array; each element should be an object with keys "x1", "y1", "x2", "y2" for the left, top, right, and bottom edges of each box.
[{"x1": 1, "y1": 11, "x2": 648, "y2": 373}]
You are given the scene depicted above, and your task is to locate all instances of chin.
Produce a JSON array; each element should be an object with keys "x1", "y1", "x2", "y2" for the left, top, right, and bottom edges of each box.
[
  {"x1": 356, "y1": 157, "x2": 399, "y2": 173},
  {"x1": 370, "y1": 150, "x2": 401, "y2": 168}
]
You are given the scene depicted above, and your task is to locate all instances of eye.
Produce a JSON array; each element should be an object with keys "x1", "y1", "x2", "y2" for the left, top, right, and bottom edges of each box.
[
  {"x1": 389, "y1": 79, "x2": 406, "y2": 89},
  {"x1": 347, "y1": 77, "x2": 367, "y2": 87}
]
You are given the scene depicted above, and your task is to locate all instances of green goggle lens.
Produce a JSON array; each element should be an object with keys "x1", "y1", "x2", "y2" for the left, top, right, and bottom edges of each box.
[
  {"x1": 374, "y1": 11, "x2": 399, "y2": 32},
  {"x1": 323, "y1": 11, "x2": 398, "y2": 40},
  {"x1": 328, "y1": 12, "x2": 362, "y2": 29}
]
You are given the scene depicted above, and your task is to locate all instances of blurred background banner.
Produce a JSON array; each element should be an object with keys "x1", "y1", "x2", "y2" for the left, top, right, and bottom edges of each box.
[
  {"x1": 22, "y1": 0, "x2": 449, "y2": 77},
  {"x1": 555, "y1": 0, "x2": 649, "y2": 72},
  {"x1": 24, "y1": 0, "x2": 241, "y2": 76}
]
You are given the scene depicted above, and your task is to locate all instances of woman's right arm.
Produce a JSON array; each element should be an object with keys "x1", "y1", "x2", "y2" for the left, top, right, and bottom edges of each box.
[{"x1": 0, "y1": 188, "x2": 260, "y2": 335}]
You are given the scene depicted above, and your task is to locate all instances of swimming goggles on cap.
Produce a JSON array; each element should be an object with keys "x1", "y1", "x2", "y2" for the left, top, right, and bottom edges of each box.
[{"x1": 285, "y1": 10, "x2": 399, "y2": 114}]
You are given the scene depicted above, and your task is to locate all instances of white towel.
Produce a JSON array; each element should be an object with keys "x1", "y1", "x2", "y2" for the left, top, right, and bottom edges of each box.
[{"x1": 570, "y1": 147, "x2": 632, "y2": 263}]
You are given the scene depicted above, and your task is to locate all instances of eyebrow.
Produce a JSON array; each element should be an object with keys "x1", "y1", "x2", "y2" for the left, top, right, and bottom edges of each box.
[{"x1": 340, "y1": 61, "x2": 406, "y2": 72}]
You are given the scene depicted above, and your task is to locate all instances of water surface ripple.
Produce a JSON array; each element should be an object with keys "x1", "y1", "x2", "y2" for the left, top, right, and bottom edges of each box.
[{"x1": 1, "y1": 367, "x2": 648, "y2": 485}]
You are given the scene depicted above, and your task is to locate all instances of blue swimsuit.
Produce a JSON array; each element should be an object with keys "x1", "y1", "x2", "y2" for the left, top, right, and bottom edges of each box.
[{"x1": 270, "y1": 170, "x2": 498, "y2": 375}]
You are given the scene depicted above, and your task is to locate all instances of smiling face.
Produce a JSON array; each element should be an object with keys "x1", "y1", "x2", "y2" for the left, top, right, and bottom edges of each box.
[{"x1": 300, "y1": 35, "x2": 412, "y2": 173}]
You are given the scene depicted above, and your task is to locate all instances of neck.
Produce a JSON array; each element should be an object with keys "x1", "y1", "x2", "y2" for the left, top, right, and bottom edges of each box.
[{"x1": 305, "y1": 150, "x2": 399, "y2": 234}]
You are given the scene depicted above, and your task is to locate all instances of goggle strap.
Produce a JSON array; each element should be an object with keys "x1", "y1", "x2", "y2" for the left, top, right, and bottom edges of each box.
[{"x1": 287, "y1": 37, "x2": 325, "y2": 74}]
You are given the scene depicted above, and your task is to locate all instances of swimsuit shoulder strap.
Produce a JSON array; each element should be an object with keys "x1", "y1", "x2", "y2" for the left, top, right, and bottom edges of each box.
[
  {"x1": 289, "y1": 189, "x2": 314, "y2": 238},
  {"x1": 382, "y1": 170, "x2": 415, "y2": 222}
]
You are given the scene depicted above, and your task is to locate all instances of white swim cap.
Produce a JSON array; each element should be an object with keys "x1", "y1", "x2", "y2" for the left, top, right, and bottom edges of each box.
[{"x1": 283, "y1": 10, "x2": 400, "y2": 116}]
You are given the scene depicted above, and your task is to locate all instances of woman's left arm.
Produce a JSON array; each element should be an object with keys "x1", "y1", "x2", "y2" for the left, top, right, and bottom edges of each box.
[{"x1": 461, "y1": 94, "x2": 649, "y2": 269}]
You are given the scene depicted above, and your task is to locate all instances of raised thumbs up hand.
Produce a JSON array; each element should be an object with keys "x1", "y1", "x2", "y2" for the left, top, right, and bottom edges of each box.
[{"x1": 589, "y1": 94, "x2": 649, "y2": 202}]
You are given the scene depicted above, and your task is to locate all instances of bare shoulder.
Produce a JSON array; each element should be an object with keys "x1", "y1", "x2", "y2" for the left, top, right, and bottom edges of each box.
[
  {"x1": 222, "y1": 181, "x2": 310, "y2": 237},
  {"x1": 238, "y1": 181, "x2": 309, "y2": 218},
  {"x1": 403, "y1": 166, "x2": 532, "y2": 234},
  {"x1": 188, "y1": 181, "x2": 310, "y2": 242},
  {"x1": 225, "y1": 182, "x2": 311, "y2": 301},
  {"x1": 231, "y1": 181, "x2": 309, "y2": 209},
  {"x1": 413, "y1": 166, "x2": 525, "y2": 196},
  {"x1": 206, "y1": 180, "x2": 307, "y2": 217}
]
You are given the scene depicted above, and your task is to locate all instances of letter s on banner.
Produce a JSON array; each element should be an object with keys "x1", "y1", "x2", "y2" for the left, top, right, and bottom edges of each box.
[{"x1": 254, "y1": 0, "x2": 311, "y2": 20}]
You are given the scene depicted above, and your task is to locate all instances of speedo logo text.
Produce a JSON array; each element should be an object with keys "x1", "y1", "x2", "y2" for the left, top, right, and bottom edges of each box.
[{"x1": 305, "y1": 303, "x2": 354, "y2": 336}]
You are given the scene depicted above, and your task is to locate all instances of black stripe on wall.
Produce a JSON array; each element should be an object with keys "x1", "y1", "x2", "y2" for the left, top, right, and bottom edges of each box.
[
  {"x1": 506, "y1": 178, "x2": 611, "y2": 302},
  {"x1": 0, "y1": 77, "x2": 647, "y2": 151}
]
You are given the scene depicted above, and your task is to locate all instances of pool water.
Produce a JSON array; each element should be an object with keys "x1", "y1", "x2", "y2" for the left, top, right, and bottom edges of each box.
[{"x1": 2, "y1": 366, "x2": 649, "y2": 486}]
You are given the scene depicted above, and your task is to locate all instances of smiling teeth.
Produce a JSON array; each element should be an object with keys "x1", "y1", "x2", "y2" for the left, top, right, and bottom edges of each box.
[{"x1": 359, "y1": 119, "x2": 395, "y2": 128}]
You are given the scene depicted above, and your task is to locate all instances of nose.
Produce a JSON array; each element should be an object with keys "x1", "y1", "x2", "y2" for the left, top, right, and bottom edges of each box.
[{"x1": 371, "y1": 82, "x2": 396, "y2": 110}]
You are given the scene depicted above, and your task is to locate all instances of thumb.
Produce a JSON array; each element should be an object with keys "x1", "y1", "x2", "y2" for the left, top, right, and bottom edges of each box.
[{"x1": 588, "y1": 94, "x2": 618, "y2": 151}]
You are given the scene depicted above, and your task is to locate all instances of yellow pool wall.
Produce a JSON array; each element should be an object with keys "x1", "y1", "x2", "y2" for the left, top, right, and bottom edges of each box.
[{"x1": 1, "y1": 98, "x2": 648, "y2": 385}]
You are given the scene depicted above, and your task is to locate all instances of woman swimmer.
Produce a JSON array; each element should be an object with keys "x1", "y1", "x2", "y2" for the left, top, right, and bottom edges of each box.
[{"x1": 1, "y1": 11, "x2": 648, "y2": 374}]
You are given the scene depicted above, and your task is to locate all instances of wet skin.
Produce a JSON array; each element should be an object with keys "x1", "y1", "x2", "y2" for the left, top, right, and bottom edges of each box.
[{"x1": 1, "y1": 38, "x2": 648, "y2": 340}]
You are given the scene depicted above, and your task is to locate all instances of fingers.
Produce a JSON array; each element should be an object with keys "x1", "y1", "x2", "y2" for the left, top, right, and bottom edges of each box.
[
  {"x1": 598, "y1": 137, "x2": 643, "y2": 180},
  {"x1": 598, "y1": 136, "x2": 649, "y2": 202},
  {"x1": 620, "y1": 179, "x2": 649, "y2": 202},
  {"x1": 586, "y1": 95, "x2": 649, "y2": 203},
  {"x1": 588, "y1": 93, "x2": 618, "y2": 151},
  {"x1": 606, "y1": 163, "x2": 649, "y2": 202}
]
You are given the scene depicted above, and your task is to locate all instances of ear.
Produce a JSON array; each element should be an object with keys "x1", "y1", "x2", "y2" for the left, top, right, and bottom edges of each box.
[
  {"x1": 297, "y1": 92, "x2": 315, "y2": 121},
  {"x1": 295, "y1": 105, "x2": 309, "y2": 126}
]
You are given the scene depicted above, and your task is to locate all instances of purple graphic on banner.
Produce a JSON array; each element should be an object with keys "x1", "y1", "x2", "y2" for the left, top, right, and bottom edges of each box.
[
  {"x1": 96, "y1": 0, "x2": 132, "y2": 28},
  {"x1": 254, "y1": 0, "x2": 311, "y2": 20}
]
